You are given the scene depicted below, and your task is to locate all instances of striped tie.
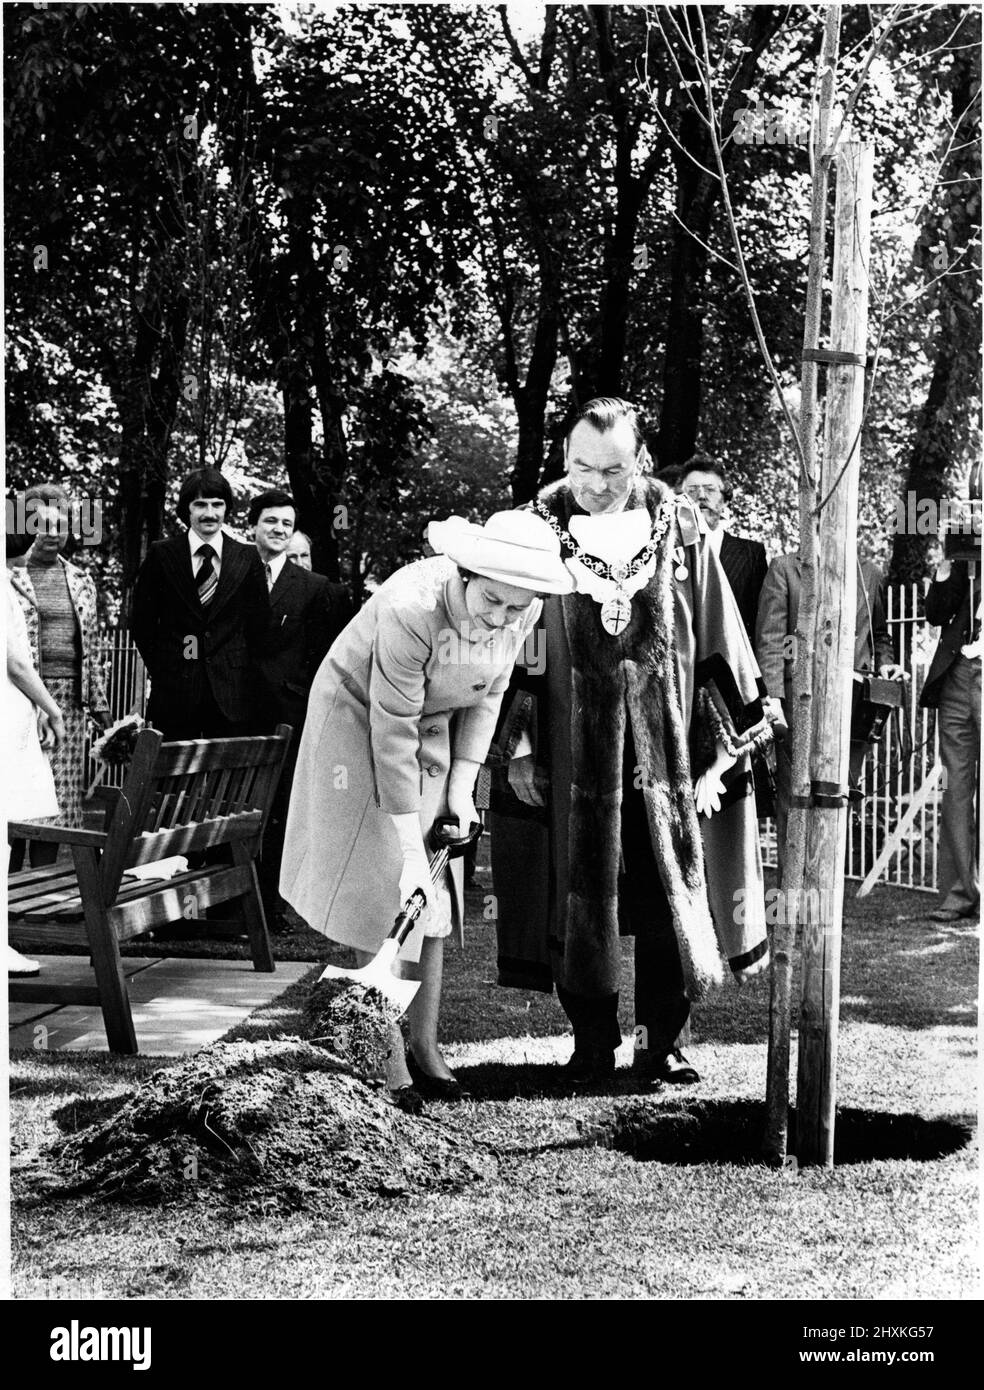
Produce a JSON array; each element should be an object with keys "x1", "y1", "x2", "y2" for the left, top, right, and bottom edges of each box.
[{"x1": 196, "y1": 544, "x2": 218, "y2": 607}]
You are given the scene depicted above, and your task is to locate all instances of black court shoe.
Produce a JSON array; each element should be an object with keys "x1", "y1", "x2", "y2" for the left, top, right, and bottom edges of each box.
[
  {"x1": 563, "y1": 1046, "x2": 617, "y2": 1082},
  {"x1": 405, "y1": 1049, "x2": 468, "y2": 1101},
  {"x1": 389, "y1": 1085, "x2": 426, "y2": 1115}
]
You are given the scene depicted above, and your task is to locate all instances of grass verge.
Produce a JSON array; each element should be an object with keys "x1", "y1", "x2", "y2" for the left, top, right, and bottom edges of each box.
[{"x1": 9, "y1": 875, "x2": 978, "y2": 1300}]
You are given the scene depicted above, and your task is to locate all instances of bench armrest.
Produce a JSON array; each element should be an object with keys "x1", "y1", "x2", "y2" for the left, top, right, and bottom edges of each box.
[{"x1": 7, "y1": 822, "x2": 107, "y2": 847}]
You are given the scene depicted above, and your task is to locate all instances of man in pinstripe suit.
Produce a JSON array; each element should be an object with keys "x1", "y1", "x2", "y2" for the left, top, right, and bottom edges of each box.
[{"x1": 131, "y1": 468, "x2": 271, "y2": 740}]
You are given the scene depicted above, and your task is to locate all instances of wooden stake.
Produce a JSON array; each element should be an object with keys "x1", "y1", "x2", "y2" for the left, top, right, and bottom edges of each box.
[
  {"x1": 764, "y1": 3, "x2": 841, "y2": 1166},
  {"x1": 796, "y1": 141, "x2": 874, "y2": 1168}
]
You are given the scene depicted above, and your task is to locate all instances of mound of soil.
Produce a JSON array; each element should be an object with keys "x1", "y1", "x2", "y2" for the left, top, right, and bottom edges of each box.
[
  {"x1": 300, "y1": 977, "x2": 397, "y2": 1075},
  {"x1": 47, "y1": 1039, "x2": 496, "y2": 1213}
]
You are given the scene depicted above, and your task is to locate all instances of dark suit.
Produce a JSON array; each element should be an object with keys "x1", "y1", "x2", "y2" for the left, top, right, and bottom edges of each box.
[
  {"x1": 255, "y1": 559, "x2": 353, "y2": 917},
  {"x1": 255, "y1": 563, "x2": 352, "y2": 733},
  {"x1": 920, "y1": 562, "x2": 980, "y2": 915},
  {"x1": 921, "y1": 563, "x2": 976, "y2": 708},
  {"x1": 130, "y1": 533, "x2": 271, "y2": 740},
  {"x1": 718, "y1": 531, "x2": 768, "y2": 645}
]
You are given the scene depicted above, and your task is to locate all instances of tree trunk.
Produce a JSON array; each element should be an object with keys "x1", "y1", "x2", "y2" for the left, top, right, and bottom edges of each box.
[
  {"x1": 275, "y1": 198, "x2": 347, "y2": 583},
  {"x1": 657, "y1": 117, "x2": 712, "y2": 470},
  {"x1": 595, "y1": 188, "x2": 644, "y2": 397},
  {"x1": 656, "y1": 5, "x2": 786, "y2": 471},
  {"x1": 113, "y1": 272, "x2": 190, "y2": 610},
  {"x1": 888, "y1": 48, "x2": 981, "y2": 585},
  {"x1": 510, "y1": 260, "x2": 560, "y2": 504}
]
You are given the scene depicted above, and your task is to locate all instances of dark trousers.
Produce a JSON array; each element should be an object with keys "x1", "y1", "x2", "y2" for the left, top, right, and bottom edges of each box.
[
  {"x1": 150, "y1": 688, "x2": 254, "y2": 914},
  {"x1": 557, "y1": 733, "x2": 690, "y2": 1057},
  {"x1": 148, "y1": 685, "x2": 253, "y2": 743},
  {"x1": 937, "y1": 655, "x2": 981, "y2": 915},
  {"x1": 256, "y1": 725, "x2": 301, "y2": 920}
]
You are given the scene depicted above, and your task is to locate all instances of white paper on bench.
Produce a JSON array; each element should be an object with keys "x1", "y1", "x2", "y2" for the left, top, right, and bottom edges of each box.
[{"x1": 122, "y1": 856, "x2": 190, "y2": 882}]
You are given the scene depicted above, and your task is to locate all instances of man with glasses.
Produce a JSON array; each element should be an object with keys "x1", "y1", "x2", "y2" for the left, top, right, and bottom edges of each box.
[{"x1": 678, "y1": 454, "x2": 767, "y2": 644}]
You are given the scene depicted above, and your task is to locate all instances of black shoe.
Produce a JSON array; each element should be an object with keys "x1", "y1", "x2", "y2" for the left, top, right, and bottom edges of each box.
[
  {"x1": 658, "y1": 1048, "x2": 700, "y2": 1085},
  {"x1": 405, "y1": 1045, "x2": 469, "y2": 1100},
  {"x1": 405, "y1": 1049, "x2": 468, "y2": 1101},
  {"x1": 631, "y1": 1050, "x2": 666, "y2": 1086},
  {"x1": 414, "y1": 1075, "x2": 467, "y2": 1101},
  {"x1": 389, "y1": 1085, "x2": 425, "y2": 1115},
  {"x1": 563, "y1": 1046, "x2": 617, "y2": 1082}
]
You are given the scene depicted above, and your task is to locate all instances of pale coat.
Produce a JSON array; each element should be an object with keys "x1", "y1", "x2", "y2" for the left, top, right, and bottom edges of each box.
[
  {"x1": 8, "y1": 557, "x2": 109, "y2": 713},
  {"x1": 280, "y1": 556, "x2": 540, "y2": 962}
]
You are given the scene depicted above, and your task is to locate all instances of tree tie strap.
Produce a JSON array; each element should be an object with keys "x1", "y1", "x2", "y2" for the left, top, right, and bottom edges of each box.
[
  {"x1": 789, "y1": 782, "x2": 850, "y2": 809},
  {"x1": 811, "y1": 780, "x2": 850, "y2": 807},
  {"x1": 802, "y1": 348, "x2": 867, "y2": 369}
]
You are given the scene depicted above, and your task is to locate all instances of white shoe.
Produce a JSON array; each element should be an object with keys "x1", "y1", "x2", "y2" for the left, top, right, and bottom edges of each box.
[{"x1": 6, "y1": 944, "x2": 40, "y2": 976}]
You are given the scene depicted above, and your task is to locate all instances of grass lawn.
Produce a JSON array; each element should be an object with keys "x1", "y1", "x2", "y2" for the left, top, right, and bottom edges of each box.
[{"x1": 8, "y1": 870, "x2": 979, "y2": 1301}]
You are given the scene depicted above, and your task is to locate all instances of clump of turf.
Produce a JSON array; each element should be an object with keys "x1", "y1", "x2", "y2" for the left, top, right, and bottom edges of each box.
[
  {"x1": 300, "y1": 977, "x2": 398, "y2": 1076},
  {"x1": 47, "y1": 1039, "x2": 495, "y2": 1213}
]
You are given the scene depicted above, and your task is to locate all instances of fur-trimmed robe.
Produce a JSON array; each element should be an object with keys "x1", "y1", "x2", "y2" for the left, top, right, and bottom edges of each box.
[{"x1": 490, "y1": 477, "x2": 771, "y2": 1004}]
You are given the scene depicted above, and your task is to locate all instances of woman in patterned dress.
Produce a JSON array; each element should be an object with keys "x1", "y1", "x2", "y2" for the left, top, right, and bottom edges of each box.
[
  {"x1": 7, "y1": 485, "x2": 111, "y2": 869},
  {"x1": 4, "y1": 538, "x2": 64, "y2": 974}
]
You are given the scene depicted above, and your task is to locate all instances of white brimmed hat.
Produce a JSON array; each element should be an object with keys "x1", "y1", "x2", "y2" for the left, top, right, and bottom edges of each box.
[{"x1": 427, "y1": 511, "x2": 575, "y2": 595}]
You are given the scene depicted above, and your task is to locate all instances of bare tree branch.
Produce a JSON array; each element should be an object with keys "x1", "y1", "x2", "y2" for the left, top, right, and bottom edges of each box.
[
  {"x1": 669, "y1": 208, "x2": 741, "y2": 274},
  {"x1": 497, "y1": 4, "x2": 536, "y2": 87}
]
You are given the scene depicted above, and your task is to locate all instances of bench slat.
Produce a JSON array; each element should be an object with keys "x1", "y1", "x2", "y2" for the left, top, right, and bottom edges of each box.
[
  {"x1": 110, "y1": 864, "x2": 253, "y2": 938},
  {"x1": 8, "y1": 921, "x2": 89, "y2": 950},
  {"x1": 7, "y1": 822, "x2": 106, "y2": 847},
  {"x1": 8, "y1": 882, "x2": 85, "y2": 914},
  {"x1": 209, "y1": 765, "x2": 236, "y2": 818},
  {"x1": 9, "y1": 983, "x2": 102, "y2": 1006},
  {"x1": 12, "y1": 861, "x2": 259, "y2": 925},
  {"x1": 124, "y1": 810, "x2": 263, "y2": 867},
  {"x1": 7, "y1": 870, "x2": 80, "y2": 902},
  {"x1": 152, "y1": 736, "x2": 289, "y2": 777}
]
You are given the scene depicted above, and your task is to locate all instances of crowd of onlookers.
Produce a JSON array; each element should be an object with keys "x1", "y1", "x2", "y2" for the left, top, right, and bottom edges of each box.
[
  {"x1": 5, "y1": 454, "x2": 979, "y2": 997},
  {"x1": 5, "y1": 473, "x2": 351, "y2": 975}
]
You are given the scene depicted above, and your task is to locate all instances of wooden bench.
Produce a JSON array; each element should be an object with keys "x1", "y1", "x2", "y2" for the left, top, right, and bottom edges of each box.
[{"x1": 7, "y1": 724, "x2": 292, "y2": 1054}]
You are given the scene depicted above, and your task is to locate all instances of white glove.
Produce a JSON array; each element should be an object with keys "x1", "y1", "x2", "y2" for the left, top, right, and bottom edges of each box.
[
  {"x1": 763, "y1": 696, "x2": 788, "y2": 741},
  {"x1": 392, "y1": 811, "x2": 432, "y2": 905},
  {"x1": 694, "y1": 743, "x2": 738, "y2": 817},
  {"x1": 391, "y1": 813, "x2": 450, "y2": 936},
  {"x1": 421, "y1": 883, "x2": 454, "y2": 938},
  {"x1": 734, "y1": 950, "x2": 770, "y2": 985},
  {"x1": 446, "y1": 757, "x2": 480, "y2": 836},
  {"x1": 397, "y1": 847, "x2": 433, "y2": 907}
]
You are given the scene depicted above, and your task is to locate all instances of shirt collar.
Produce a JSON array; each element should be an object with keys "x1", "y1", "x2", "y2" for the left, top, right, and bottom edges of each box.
[
  {"x1": 705, "y1": 524, "x2": 724, "y2": 556},
  {"x1": 189, "y1": 528, "x2": 224, "y2": 560},
  {"x1": 265, "y1": 551, "x2": 288, "y2": 586}
]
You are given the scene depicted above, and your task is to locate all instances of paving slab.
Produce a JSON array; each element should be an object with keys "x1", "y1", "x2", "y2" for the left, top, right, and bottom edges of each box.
[
  {"x1": 8, "y1": 956, "x2": 159, "y2": 1031},
  {"x1": 8, "y1": 955, "x2": 312, "y2": 1056}
]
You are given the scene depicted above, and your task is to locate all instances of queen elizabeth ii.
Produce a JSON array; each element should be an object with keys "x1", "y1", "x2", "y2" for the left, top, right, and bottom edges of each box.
[{"x1": 280, "y1": 510, "x2": 573, "y2": 1106}]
